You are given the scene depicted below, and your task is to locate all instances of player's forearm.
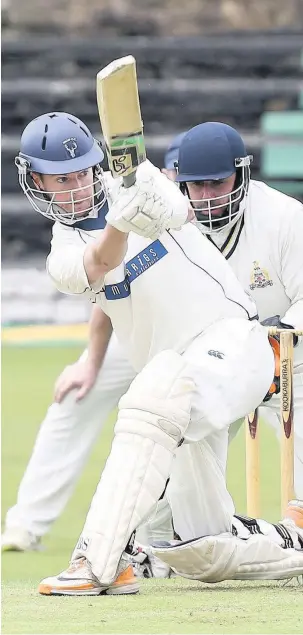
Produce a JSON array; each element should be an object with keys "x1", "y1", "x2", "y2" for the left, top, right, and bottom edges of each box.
[
  {"x1": 83, "y1": 225, "x2": 128, "y2": 287},
  {"x1": 86, "y1": 305, "x2": 113, "y2": 370}
]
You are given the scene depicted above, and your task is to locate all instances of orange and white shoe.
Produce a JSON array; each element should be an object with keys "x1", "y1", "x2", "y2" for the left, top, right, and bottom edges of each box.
[
  {"x1": 284, "y1": 500, "x2": 303, "y2": 530},
  {"x1": 38, "y1": 555, "x2": 139, "y2": 596}
]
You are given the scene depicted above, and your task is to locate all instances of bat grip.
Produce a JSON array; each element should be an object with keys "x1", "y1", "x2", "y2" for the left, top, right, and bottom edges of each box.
[{"x1": 123, "y1": 172, "x2": 136, "y2": 188}]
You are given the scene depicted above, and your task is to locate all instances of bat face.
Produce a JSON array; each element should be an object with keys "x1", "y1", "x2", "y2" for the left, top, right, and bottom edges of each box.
[{"x1": 96, "y1": 55, "x2": 146, "y2": 182}]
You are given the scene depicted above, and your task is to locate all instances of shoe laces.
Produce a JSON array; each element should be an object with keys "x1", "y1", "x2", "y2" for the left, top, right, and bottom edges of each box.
[{"x1": 67, "y1": 557, "x2": 86, "y2": 573}]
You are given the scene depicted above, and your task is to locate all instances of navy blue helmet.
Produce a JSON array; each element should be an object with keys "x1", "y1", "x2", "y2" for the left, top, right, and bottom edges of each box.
[
  {"x1": 15, "y1": 112, "x2": 107, "y2": 224},
  {"x1": 176, "y1": 122, "x2": 252, "y2": 232}
]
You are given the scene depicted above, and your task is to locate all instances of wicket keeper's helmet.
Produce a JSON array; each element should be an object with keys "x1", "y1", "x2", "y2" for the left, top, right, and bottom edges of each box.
[
  {"x1": 176, "y1": 122, "x2": 252, "y2": 233},
  {"x1": 15, "y1": 112, "x2": 107, "y2": 224}
]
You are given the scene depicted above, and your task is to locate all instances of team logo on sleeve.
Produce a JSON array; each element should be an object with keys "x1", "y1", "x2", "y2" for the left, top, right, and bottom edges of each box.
[{"x1": 249, "y1": 261, "x2": 273, "y2": 290}]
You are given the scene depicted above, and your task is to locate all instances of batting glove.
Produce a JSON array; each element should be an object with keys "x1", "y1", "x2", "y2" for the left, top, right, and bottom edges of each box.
[{"x1": 106, "y1": 160, "x2": 189, "y2": 239}]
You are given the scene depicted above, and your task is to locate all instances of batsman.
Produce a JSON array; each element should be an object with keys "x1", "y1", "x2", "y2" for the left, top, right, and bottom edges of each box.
[{"x1": 13, "y1": 57, "x2": 303, "y2": 594}]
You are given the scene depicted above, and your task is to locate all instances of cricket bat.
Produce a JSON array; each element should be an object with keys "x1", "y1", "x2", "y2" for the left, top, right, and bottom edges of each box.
[
  {"x1": 96, "y1": 55, "x2": 146, "y2": 188},
  {"x1": 279, "y1": 330, "x2": 294, "y2": 516}
]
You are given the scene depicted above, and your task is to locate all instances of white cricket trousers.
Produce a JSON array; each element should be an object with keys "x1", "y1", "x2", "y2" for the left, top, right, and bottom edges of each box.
[
  {"x1": 5, "y1": 336, "x2": 136, "y2": 536},
  {"x1": 163, "y1": 318, "x2": 275, "y2": 540},
  {"x1": 138, "y1": 368, "x2": 303, "y2": 544}
]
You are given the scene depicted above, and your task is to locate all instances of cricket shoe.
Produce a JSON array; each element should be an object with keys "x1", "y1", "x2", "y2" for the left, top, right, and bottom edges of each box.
[
  {"x1": 1, "y1": 527, "x2": 42, "y2": 552},
  {"x1": 38, "y1": 554, "x2": 139, "y2": 596}
]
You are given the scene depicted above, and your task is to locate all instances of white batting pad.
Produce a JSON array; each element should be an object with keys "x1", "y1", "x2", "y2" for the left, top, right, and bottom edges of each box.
[
  {"x1": 152, "y1": 533, "x2": 239, "y2": 582},
  {"x1": 71, "y1": 349, "x2": 195, "y2": 585},
  {"x1": 234, "y1": 534, "x2": 303, "y2": 580}
]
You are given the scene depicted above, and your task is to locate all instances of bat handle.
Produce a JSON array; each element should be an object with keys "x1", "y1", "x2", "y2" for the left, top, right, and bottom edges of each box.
[{"x1": 123, "y1": 172, "x2": 136, "y2": 188}]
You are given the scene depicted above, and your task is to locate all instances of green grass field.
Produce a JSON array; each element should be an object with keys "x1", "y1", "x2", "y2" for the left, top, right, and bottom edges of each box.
[{"x1": 2, "y1": 345, "x2": 303, "y2": 634}]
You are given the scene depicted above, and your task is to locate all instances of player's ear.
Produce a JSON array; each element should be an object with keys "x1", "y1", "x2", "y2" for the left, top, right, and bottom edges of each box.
[{"x1": 31, "y1": 171, "x2": 44, "y2": 189}]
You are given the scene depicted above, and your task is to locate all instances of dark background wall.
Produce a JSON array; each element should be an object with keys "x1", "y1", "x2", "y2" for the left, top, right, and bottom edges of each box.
[
  {"x1": 2, "y1": 0, "x2": 303, "y2": 324},
  {"x1": 3, "y1": 0, "x2": 303, "y2": 35}
]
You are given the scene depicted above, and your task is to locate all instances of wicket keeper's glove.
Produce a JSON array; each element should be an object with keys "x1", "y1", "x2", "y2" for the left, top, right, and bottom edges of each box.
[{"x1": 261, "y1": 315, "x2": 298, "y2": 347}]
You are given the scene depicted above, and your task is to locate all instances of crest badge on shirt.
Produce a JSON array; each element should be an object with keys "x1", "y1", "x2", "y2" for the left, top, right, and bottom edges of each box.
[{"x1": 249, "y1": 261, "x2": 273, "y2": 290}]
